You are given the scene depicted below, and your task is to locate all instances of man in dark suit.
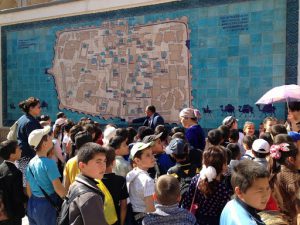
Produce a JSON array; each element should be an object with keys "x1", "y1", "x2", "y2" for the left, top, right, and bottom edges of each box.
[
  {"x1": 0, "y1": 140, "x2": 27, "y2": 225},
  {"x1": 143, "y1": 105, "x2": 165, "y2": 130}
]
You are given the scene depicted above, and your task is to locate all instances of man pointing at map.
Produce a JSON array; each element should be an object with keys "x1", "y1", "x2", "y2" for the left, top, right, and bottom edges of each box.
[{"x1": 143, "y1": 105, "x2": 164, "y2": 130}]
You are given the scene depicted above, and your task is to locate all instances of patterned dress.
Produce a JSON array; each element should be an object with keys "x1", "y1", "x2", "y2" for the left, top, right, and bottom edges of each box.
[{"x1": 181, "y1": 174, "x2": 232, "y2": 225}]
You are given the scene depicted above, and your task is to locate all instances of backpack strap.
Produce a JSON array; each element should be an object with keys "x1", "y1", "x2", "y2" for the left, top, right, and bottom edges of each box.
[{"x1": 28, "y1": 166, "x2": 61, "y2": 212}]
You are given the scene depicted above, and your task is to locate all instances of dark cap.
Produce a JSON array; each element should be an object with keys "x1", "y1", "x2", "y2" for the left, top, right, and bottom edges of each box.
[
  {"x1": 165, "y1": 138, "x2": 188, "y2": 155},
  {"x1": 142, "y1": 132, "x2": 163, "y2": 144},
  {"x1": 75, "y1": 131, "x2": 93, "y2": 149}
]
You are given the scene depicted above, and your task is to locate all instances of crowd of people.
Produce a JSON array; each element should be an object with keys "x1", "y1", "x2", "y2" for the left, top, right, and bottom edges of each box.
[{"x1": 0, "y1": 96, "x2": 299, "y2": 225}]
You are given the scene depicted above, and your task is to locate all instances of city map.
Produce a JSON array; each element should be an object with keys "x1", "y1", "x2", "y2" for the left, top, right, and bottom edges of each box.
[{"x1": 48, "y1": 17, "x2": 191, "y2": 122}]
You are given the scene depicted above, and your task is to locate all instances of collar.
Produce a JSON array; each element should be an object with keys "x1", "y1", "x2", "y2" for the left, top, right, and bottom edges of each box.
[
  {"x1": 236, "y1": 197, "x2": 265, "y2": 225},
  {"x1": 152, "y1": 203, "x2": 179, "y2": 216},
  {"x1": 150, "y1": 114, "x2": 155, "y2": 120},
  {"x1": 4, "y1": 160, "x2": 16, "y2": 165}
]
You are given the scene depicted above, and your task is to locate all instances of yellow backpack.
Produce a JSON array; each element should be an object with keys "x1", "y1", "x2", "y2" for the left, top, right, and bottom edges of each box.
[{"x1": 96, "y1": 180, "x2": 118, "y2": 225}]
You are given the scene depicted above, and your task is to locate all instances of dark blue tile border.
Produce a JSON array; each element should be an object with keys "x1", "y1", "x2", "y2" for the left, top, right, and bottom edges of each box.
[{"x1": 286, "y1": 0, "x2": 298, "y2": 85}]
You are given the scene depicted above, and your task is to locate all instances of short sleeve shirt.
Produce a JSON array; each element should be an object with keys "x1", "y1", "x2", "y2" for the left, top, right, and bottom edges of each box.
[
  {"x1": 26, "y1": 156, "x2": 61, "y2": 197},
  {"x1": 63, "y1": 156, "x2": 80, "y2": 184},
  {"x1": 127, "y1": 168, "x2": 154, "y2": 213},
  {"x1": 102, "y1": 173, "x2": 129, "y2": 219}
]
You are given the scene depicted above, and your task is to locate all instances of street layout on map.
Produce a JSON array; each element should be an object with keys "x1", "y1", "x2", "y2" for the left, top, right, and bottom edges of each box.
[{"x1": 48, "y1": 17, "x2": 191, "y2": 122}]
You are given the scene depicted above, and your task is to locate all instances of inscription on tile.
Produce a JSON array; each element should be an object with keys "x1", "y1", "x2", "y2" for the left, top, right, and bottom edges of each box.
[{"x1": 220, "y1": 14, "x2": 249, "y2": 32}]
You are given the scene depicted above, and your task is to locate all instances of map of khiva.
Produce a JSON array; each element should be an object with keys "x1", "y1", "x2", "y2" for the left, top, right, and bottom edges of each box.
[{"x1": 48, "y1": 17, "x2": 191, "y2": 122}]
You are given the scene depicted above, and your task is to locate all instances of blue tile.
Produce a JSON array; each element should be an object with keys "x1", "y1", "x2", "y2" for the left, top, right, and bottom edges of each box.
[
  {"x1": 228, "y1": 46, "x2": 239, "y2": 56},
  {"x1": 250, "y1": 34, "x2": 262, "y2": 44}
]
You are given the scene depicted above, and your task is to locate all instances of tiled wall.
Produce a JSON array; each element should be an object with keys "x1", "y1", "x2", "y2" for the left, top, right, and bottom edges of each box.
[{"x1": 1, "y1": 0, "x2": 297, "y2": 130}]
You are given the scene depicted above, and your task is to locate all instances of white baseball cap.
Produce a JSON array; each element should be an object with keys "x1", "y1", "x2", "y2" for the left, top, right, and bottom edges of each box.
[
  {"x1": 28, "y1": 126, "x2": 51, "y2": 149},
  {"x1": 130, "y1": 142, "x2": 152, "y2": 159},
  {"x1": 252, "y1": 139, "x2": 270, "y2": 153}
]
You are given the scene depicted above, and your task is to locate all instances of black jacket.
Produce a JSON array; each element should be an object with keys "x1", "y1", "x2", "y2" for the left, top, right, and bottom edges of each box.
[
  {"x1": 0, "y1": 161, "x2": 27, "y2": 219},
  {"x1": 143, "y1": 113, "x2": 164, "y2": 130}
]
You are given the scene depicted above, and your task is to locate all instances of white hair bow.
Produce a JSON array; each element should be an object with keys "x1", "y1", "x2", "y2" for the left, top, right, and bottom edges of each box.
[{"x1": 200, "y1": 165, "x2": 217, "y2": 182}]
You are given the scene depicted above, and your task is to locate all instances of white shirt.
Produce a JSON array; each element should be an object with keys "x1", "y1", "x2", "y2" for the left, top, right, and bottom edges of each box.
[
  {"x1": 113, "y1": 156, "x2": 132, "y2": 177},
  {"x1": 126, "y1": 168, "x2": 155, "y2": 213}
]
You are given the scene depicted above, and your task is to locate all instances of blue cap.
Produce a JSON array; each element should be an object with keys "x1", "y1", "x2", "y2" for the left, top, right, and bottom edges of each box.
[{"x1": 288, "y1": 131, "x2": 300, "y2": 142}]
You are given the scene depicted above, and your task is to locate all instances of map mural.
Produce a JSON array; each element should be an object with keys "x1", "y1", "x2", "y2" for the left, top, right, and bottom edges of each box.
[
  {"x1": 47, "y1": 18, "x2": 191, "y2": 123},
  {"x1": 2, "y1": 0, "x2": 291, "y2": 128}
]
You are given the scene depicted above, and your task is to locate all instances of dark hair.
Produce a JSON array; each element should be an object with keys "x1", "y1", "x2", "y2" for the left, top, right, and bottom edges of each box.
[
  {"x1": 229, "y1": 129, "x2": 239, "y2": 143},
  {"x1": 94, "y1": 125, "x2": 103, "y2": 142},
  {"x1": 259, "y1": 132, "x2": 273, "y2": 146},
  {"x1": 0, "y1": 140, "x2": 18, "y2": 160},
  {"x1": 155, "y1": 125, "x2": 169, "y2": 142},
  {"x1": 155, "y1": 175, "x2": 180, "y2": 205},
  {"x1": 242, "y1": 135, "x2": 256, "y2": 149},
  {"x1": 171, "y1": 132, "x2": 186, "y2": 140},
  {"x1": 270, "y1": 124, "x2": 287, "y2": 138},
  {"x1": 105, "y1": 146, "x2": 116, "y2": 167},
  {"x1": 56, "y1": 112, "x2": 66, "y2": 119},
  {"x1": 126, "y1": 127, "x2": 137, "y2": 145},
  {"x1": 199, "y1": 146, "x2": 227, "y2": 197},
  {"x1": 207, "y1": 129, "x2": 223, "y2": 146},
  {"x1": 39, "y1": 114, "x2": 50, "y2": 122},
  {"x1": 70, "y1": 125, "x2": 84, "y2": 143},
  {"x1": 84, "y1": 123, "x2": 97, "y2": 140},
  {"x1": 288, "y1": 101, "x2": 300, "y2": 112},
  {"x1": 18, "y1": 97, "x2": 40, "y2": 114},
  {"x1": 218, "y1": 125, "x2": 230, "y2": 141},
  {"x1": 272, "y1": 134, "x2": 298, "y2": 169},
  {"x1": 140, "y1": 128, "x2": 154, "y2": 140},
  {"x1": 170, "y1": 127, "x2": 185, "y2": 137},
  {"x1": 75, "y1": 131, "x2": 93, "y2": 149},
  {"x1": 77, "y1": 142, "x2": 106, "y2": 165},
  {"x1": 252, "y1": 151, "x2": 269, "y2": 159},
  {"x1": 136, "y1": 126, "x2": 147, "y2": 140},
  {"x1": 226, "y1": 143, "x2": 241, "y2": 160},
  {"x1": 146, "y1": 105, "x2": 156, "y2": 113},
  {"x1": 116, "y1": 128, "x2": 128, "y2": 140},
  {"x1": 231, "y1": 160, "x2": 269, "y2": 193},
  {"x1": 64, "y1": 119, "x2": 75, "y2": 133},
  {"x1": 108, "y1": 135, "x2": 127, "y2": 150}
]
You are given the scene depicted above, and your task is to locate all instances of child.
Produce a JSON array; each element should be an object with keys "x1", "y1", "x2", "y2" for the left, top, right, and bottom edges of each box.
[
  {"x1": 243, "y1": 121, "x2": 255, "y2": 137},
  {"x1": 143, "y1": 133, "x2": 174, "y2": 178},
  {"x1": 109, "y1": 135, "x2": 131, "y2": 177},
  {"x1": 220, "y1": 160, "x2": 270, "y2": 225},
  {"x1": 182, "y1": 146, "x2": 232, "y2": 225},
  {"x1": 102, "y1": 147, "x2": 129, "y2": 225},
  {"x1": 269, "y1": 134, "x2": 300, "y2": 225},
  {"x1": 222, "y1": 116, "x2": 244, "y2": 145},
  {"x1": 167, "y1": 138, "x2": 196, "y2": 203},
  {"x1": 251, "y1": 139, "x2": 270, "y2": 168},
  {"x1": 142, "y1": 175, "x2": 197, "y2": 225},
  {"x1": 226, "y1": 143, "x2": 241, "y2": 174},
  {"x1": 126, "y1": 142, "x2": 155, "y2": 224},
  {"x1": 63, "y1": 130, "x2": 93, "y2": 190},
  {"x1": 68, "y1": 142, "x2": 108, "y2": 225},
  {"x1": 205, "y1": 129, "x2": 223, "y2": 150},
  {"x1": 263, "y1": 117, "x2": 277, "y2": 134},
  {"x1": 0, "y1": 140, "x2": 27, "y2": 225},
  {"x1": 242, "y1": 135, "x2": 256, "y2": 159},
  {"x1": 26, "y1": 126, "x2": 66, "y2": 225}
]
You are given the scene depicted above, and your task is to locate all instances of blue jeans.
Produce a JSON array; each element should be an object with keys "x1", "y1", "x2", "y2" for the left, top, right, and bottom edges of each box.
[{"x1": 27, "y1": 194, "x2": 59, "y2": 225}]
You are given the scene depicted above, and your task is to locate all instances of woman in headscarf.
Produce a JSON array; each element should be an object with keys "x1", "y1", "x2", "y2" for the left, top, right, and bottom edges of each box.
[{"x1": 179, "y1": 108, "x2": 205, "y2": 167}]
